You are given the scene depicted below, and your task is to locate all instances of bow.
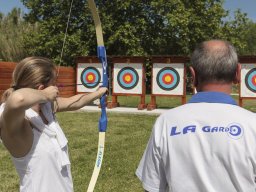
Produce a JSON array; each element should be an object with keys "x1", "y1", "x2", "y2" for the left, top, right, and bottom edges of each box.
[{"x1": 87, "y1": 1, "x2": 108, "y2": 191}]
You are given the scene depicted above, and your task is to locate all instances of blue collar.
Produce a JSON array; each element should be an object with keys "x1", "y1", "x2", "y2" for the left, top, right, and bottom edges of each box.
[{"x1": 188, "y1": 92, "x2": 237, "y2": 105}]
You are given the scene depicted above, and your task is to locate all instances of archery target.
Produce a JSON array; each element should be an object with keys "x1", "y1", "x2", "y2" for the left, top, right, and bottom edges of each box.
[
  {"x1": 156, "y1": 67, "x2": 180, "y2": 90},
  {"x1": 117, "y1": 67, "x2": 139, "y2": 89},
  {"x1": 152, "y1": 63, "x2": 184, "y2": 95},
  {"x1": 113, "y1": 63, "x2": 143, "y2": 94},
  {"x1": 80, "y1": 67, "x2": 100, "y2": 88},
  {"x1": 245, "y1": 68, "x2": 256, "y2": 93},
  {"x1": 77, "y1": 63, "x2": 103, "y2": 92},
  {"x1": 241, "y1": 64, "x2": 256, "y2": 97}
]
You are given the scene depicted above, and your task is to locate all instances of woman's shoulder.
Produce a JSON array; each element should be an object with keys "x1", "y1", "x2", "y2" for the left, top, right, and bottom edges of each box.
[
  {"x1": 0, "y1": 103, "x2": 6, "y2": 133},
  {"x1": 0, "y1": 103, "x2": 4, "y2": 140},
  {"x1": 0, "y1": 102, "x2": 5, "y2": 112}
]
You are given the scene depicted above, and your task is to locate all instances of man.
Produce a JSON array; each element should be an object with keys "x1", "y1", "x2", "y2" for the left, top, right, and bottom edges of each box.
[{"x1": 136, "y1": 40, "x2": 256, "y2": 192}]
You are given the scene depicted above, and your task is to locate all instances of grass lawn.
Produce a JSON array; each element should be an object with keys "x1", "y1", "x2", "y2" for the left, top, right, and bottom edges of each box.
[
  {"x1": 112, "y1": 94, "x2": 256, "y2": 112},
  {"x1": 0, "y1": 112, "x2": 157, "y2": 192},
  {"x1": 0, "y1": 95, "x2": 256, "y2": 191}
]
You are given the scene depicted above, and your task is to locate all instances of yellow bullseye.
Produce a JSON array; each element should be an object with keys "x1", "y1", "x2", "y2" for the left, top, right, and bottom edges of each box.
[
  {"x1": 88, "y1": 74, "x2": 94, "y2": 81},
  {"x1": 165, "y1": 75, "x2": 172, "y2": 83},
  {"x1": 125, "y1": 75, "x2": 131, "y2": 82}
]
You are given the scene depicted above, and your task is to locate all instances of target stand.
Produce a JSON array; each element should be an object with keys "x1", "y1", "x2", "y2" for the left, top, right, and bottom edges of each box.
[
  {"x1": 147, "y1": 56, "x2": 187, "y2": 110},
  {"x1": 239, "y1": 57, "x2": 256, "y2": 106},
  {"x1": 76, "y1": 56, "x2": 108, "y2": 106},
  {"x1": 108, "y1": 56, "x2": 146, "y2": 110}
]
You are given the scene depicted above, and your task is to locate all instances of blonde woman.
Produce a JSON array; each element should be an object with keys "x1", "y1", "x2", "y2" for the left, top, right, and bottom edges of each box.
[{"x1": 0, "y1": 57, "x2": 107, "y2": 192}]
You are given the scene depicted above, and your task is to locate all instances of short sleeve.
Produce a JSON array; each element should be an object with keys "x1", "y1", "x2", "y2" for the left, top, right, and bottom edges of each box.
[{"x1": 136, "y1": 116, "x2": 168, "y2": 192}]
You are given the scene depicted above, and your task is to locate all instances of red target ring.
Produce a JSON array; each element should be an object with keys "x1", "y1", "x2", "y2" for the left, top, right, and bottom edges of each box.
[
  {"x1": 117, "y1": 67, "x2": 139, "y2": 90},
  {"x1": 86, "y1": 72, "x2": 96, "y2": 83},
  {"x1": 162, "y1": 74, "x2": 174, "y2": 85},
  {"x1": 156, "y1": 67, "x2": 180, "y2": 90},
  {"x1": 80, "y1": 67, "x2": 101, "y2": 88},
  {"x1": 123, "y1": 73, "x2": 133, "y2": 84},
  {"x1": 252, "y1": 75, "x2": 256, "y2": 86}
]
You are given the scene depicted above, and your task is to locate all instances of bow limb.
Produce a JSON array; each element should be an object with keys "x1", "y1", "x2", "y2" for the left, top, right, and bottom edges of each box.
[{"x1": 87, "y1": 0, "x2": 108, "y2": 191}]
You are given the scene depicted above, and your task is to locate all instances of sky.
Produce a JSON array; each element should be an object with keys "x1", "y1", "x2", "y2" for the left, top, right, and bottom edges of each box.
[
  {"x1": 223, "y1": 0, "x2": 256, "y2": 21},
  {"x1": 0, "y1": 0, "x2": 28, "y2": 14},
  {"x1": 0, "y1": 0, "x2": 256, "y2": 22}
]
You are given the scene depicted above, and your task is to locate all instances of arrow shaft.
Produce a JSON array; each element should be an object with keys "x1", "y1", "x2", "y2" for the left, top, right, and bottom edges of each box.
[{"x1": 58, "y1": 82, "x2": 102, "y2": 87}]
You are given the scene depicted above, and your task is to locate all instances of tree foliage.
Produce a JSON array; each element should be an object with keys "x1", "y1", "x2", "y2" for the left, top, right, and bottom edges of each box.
[
  {"x1": 0, "y1": 8, "x2": 34, "y2": 61},
  {"x1": 21, "y1": 0, "x2": 94, "y2": 66},
  {"x1": 221, "y1": 9, "x2": 251, "y2": 53},
  {"x1": 241, "y1": 21, "x2": 256, "y2": 55},
  {"x1": 2, "y1": 0, "x2": 253, "y2": 66}
]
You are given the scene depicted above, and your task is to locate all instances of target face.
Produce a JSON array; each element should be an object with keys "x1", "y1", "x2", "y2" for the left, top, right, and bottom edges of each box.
[
  {"x1": 80, "y1": 67, "x2": 101, "y2": 88},
  {"x1": 240, "y1": 63, "x2": 256, "y2": 98},
  {"x1": 117, "y1": 67, "x2": 139, "y2": 90},
  {"x1": 156, "y1": 67, "x2": 180, "y2": 90},
  {"x1": 245, "y1": 68, "x2": 256, "y2": 93},
  {"x1": 152, "y1": 63, "x2": 184, "y2": 95}
]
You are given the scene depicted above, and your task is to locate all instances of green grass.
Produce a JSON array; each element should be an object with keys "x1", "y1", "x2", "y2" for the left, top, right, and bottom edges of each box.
[
  {"x1": 0, "y1": 145, "x2": 19, "y2": 191},
  {"x1": 0, "y1": 112, "x2": 157, "y2": 192},
  {"x1": 111, "y1": 94, "x2": 191, "y2": 109},
  {"x1": 110, "y1": 94, "x2": 256, "y2": 112},
  {"x1": 0, "y1": 96, "x2": 256, "y2": 191}
]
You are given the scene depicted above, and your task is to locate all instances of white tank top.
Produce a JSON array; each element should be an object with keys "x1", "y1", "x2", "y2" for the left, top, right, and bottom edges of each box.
[{"x1": 0, "y1": 102, "x2": 73, "y2": 192}]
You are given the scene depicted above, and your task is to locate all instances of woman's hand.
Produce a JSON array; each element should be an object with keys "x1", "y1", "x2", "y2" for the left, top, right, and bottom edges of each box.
[
  {"x1": 41, "y1": 86, "x2": 59, "y2": 102},
  {"x1": 97, "y1": 87, "x2": 108, "y2": 97}
]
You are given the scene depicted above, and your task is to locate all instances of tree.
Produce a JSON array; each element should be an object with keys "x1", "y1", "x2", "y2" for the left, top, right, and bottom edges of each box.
[
  {"x1": 21, "y1": 0, "x2": 251, "y2": 66},
  {"x1": 0, "y1": 8, "x2": 34, "y2": 61},
  {"x1": 241, "y1": 21, "x2": 256, "y2": 55},
  {"x1": 22, "y1": 0, "x2": 94, "y2": 66},
  {"x1": 221, "y1": 9, "x2": 251, "y2": 54}
]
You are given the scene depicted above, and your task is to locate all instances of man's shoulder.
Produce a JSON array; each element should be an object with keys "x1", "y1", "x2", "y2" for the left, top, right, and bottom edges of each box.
[
  {"x1": 225, "y1": 104, "x2": 256, "y2": 116},
  {"x1": 156, "y1": 104, "x2": 191, "y2": 123},
  {"x1": 160, "y1": 103, "x2": 256, "y2": 121},
  {"x1": 160, "y1": 103, "x2": 195, "y2": 116}
]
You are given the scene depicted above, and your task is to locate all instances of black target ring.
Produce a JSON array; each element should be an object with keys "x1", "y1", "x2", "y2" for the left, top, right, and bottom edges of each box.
[
  {"x1": 156, "y1": 67, "x2": 180, "y2": 91},
  {"x1": 117, "y1": 67, "x2": 139, "y2": 90},
  {"x1": 245, "y1": 68, "x2": 256, "y2": 93},
  {"x1": 80, "y1": 67, "x2": 101, "y2": 88}
]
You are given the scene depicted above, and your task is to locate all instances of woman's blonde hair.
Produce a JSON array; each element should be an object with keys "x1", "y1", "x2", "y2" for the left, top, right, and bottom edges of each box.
[{"x1": 1, "y1": 57, "x2": 56, "y2": 103}]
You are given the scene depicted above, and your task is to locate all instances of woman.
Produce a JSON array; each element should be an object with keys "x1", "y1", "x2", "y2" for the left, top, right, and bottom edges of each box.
[{"x1": 0, "y1": 57, "x2": 107, "y2": 192}]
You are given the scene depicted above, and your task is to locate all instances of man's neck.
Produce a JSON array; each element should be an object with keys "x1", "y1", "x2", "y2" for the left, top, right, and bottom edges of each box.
[{"x1": 196, "y1": 83, "x2": 232, "y2": 94}]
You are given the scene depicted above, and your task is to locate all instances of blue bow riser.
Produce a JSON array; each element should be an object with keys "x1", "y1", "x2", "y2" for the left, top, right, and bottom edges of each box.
[{"x1": 97, "y1": 46, "x2": 108, "y2": 132}]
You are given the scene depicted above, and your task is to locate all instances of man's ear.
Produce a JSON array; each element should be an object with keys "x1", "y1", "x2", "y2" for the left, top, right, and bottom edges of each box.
[
  {"x1": 189, "y1": 66, "x2": 198, "y2": 93},
  {"x1": 189, "y1": 66, "x2": 198, "y2": 87},
  {"x1": 233, "y1": 63, "x2": 241, "y2": 84}
]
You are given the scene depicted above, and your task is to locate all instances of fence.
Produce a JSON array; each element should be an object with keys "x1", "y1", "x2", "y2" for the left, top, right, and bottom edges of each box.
[
  {"x1": 1, "y1": 55, "x2": 256, "y2": 109},
  {"x1": 0, "y1": 62, "x2": 76, "y2": 98}
]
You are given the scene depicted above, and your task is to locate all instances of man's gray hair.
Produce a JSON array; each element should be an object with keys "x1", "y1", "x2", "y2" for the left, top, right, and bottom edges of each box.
[{"x1": 191, "y1": 40, "x2": 238, "y2": 84}]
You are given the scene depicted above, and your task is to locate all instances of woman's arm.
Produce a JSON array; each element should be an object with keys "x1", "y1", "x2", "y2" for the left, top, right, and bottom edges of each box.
[
  {"x1": 55, "y1": 87, "x2": 107, "y2": 112},
  {"x1": 2, "y1": 86, "x2": 58, "y2": 133},
  {"x1": 0, "y1": 86, "x2": 58, "y2": 157}
]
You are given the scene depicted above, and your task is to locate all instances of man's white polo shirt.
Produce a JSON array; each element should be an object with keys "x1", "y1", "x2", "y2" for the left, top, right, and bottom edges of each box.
[{"x1": 136, "y1": 92, "x2": 256, "y2": 192}]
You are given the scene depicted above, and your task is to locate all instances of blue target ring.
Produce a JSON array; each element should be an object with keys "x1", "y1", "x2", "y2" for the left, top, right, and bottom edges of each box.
[
  {"x1": 117, "y1": 67, "x2": 139, "y2": 90},
  {"x1": 80, "y1": 67, "x2": 101, "y2": 88},
  {"x1": 156, "y1": 67, "x2": 180, "y2": 90},
  {"x1": 245, "y1": 68, "x2": 256, "y2": 93}
]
